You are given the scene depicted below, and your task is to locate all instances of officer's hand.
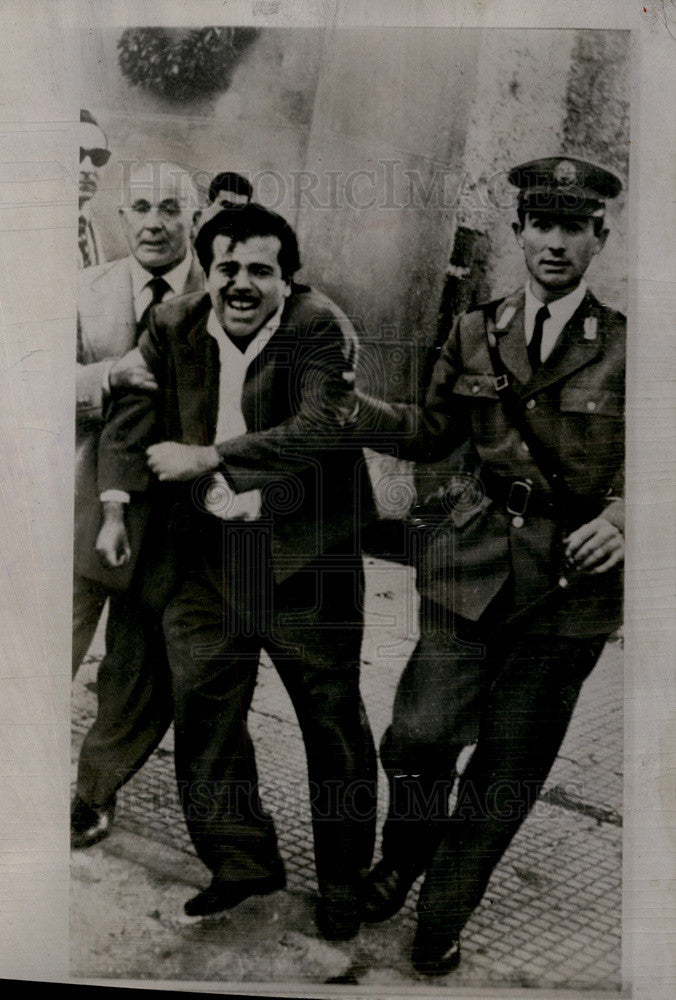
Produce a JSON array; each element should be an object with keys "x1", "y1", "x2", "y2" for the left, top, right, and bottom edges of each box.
[
  {"x1": 95, "y1": 516, "x2": 131, "y2": 568},
  {"x1": 109, "y1": 348, "x2": 158, "y2": 390},
  {"x1": 146, "y1": 441, "x2": 219, "y2": 481},
  {"x1": 563, "y1": 516, "x2": 624, "y2": 575}
]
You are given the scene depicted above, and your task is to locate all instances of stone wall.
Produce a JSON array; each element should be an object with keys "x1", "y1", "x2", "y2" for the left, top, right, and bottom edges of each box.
[
  {"x1": 450, "y1": 29, "x2": 629, "y2": 315},
  {"x1": 82, "y1": 27, "x2": 630, "y2": 516},
  {"x1": 84, "y1": 27, "x2": 481, "y2": 401}
]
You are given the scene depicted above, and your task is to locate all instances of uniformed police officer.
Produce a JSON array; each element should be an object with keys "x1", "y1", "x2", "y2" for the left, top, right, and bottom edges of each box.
[{"x1": 355, "y1": 156, "x2": 625, "y2": 974}]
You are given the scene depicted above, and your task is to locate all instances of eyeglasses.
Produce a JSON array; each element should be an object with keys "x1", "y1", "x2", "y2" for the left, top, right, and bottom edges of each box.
[{"x1": 80, "y1": 146, "x2": 111, "y2": 168}]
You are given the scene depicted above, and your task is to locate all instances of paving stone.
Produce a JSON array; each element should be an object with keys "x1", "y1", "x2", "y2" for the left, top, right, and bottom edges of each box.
[{"x1": 72, "y1": 558, "x2": 622, "y2": 990}]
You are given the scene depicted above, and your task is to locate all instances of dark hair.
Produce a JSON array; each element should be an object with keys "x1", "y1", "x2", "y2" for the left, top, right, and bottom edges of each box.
[
  {"x1": 517, "y1": 197, "x2": 606, "y2": 237},
  {"x1": 80, "y1": 108, "x2": 107, "y2": 145},
  {"x1": 208, "y1": 171, "x2": 253, "y2": 204},
  {"x1": 195, "y1": 203, "x2": 301, "y2": 281}
]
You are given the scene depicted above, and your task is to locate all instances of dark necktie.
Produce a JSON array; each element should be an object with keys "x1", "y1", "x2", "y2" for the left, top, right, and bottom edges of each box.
[
  {"x1": 78, "y1": 214, "x2": 92, "y2": 268},
  {"x1": 138, "y1": 276, "x2": 170, "y2": 332},
  {"x1": 528, "y1": 304, "x2": 550, "y2": 370}
]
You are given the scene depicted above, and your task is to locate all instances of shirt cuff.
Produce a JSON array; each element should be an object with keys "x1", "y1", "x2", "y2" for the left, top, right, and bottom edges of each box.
[
  {"x1": 100, "y1": 490, "x2": 131, "y2": 503},
  {"x1": 101, "y1": 359, "x2": 114, "y2": 397},
  {"x1": 601, "y1": 498, "x2": 624, "y2": 533}
]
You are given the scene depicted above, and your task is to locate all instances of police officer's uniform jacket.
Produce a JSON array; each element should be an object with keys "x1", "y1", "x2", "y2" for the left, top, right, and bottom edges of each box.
[{"x1": 358, "y1": 284, "x2": 625, "y2": 637}]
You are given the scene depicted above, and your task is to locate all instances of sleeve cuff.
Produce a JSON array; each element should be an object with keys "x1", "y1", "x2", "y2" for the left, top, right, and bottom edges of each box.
[
  {"x1": 100, "y1": 490, "x2": 131, "y2": 503},
  {"x1": 101, "y1": 358, "x2": 114, "y2": 398},
  {"x1": 601, "y1": 498, "x2": 624, "y2": 532}
]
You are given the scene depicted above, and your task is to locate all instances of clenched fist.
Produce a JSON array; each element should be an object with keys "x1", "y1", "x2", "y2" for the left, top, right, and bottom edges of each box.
[{"x1": 96, "y1": 516, "x2": 131, "y2": 568}]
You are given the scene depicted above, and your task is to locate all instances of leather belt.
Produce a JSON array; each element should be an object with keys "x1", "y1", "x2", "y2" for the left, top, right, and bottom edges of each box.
[
  {"x1": 481, "y1": 473, "x2": 559, "y2": 519},
  {"x1": 482, "y1": 472, "x2": 603, "y2": 523}
]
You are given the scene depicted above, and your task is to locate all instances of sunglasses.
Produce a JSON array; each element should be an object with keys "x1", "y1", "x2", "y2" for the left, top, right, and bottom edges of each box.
[{"x1": 80, "y1": 146, "x2": 111, "y2": 168}]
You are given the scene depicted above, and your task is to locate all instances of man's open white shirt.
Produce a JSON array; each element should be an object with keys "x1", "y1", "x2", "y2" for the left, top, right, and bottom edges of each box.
[{"x1": 203, "y1": 303, "x2": 284, "y2": 521}]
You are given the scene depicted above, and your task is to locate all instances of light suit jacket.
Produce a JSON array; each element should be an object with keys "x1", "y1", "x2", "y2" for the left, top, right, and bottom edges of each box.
[{"x1": 75, "y1": 254, "x2": 204, "y2": 587}]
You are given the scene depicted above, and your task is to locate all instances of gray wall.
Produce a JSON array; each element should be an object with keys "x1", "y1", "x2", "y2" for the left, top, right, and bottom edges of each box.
[{"x1": 84, "y1": 27, "x2": 480, "y2": 400}]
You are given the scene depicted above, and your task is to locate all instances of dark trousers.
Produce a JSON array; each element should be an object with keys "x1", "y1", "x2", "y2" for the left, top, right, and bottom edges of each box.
[
  {"x1": 379, "y1": 596, "x2": 606, "y2": 934},
  {"x1": 75, "y1": 587, "x2": 173, "y2": 807},
  {"x1": 163, "y1": 549, "x2": 377, "y2": 898},
  {"x1": 72, "y1": 574, "x2": 109, "y2": 677}
]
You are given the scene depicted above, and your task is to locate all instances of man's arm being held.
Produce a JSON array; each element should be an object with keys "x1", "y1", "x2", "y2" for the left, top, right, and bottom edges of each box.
[{"x1": 95, "y1": 324, "x2": 165, "y2": 568}]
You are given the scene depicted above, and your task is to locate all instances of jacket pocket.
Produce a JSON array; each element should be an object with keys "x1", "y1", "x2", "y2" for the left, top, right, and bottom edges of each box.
[
  {"x1": 558, "y1": 385, "x2": 624, "y2": 486},
  {"x1": 451, "y1": 372, "x2": 500, "y2": 399},
  {"x1": 451, "y1": 372, "x2": 507, "y2": 447},
  {"x1": 558, "y1": 384, "x2": 624, "y2": 416}
]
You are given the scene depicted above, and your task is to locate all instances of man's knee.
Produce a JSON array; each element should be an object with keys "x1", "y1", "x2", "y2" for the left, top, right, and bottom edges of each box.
[
  {"x1": 298, "y1": 673, "x2": 366, "y2": 739},
  {"x1": 162, "y1": 598, "x2": 209, "y2": 686},
  {"x1": 162, "y1": 597, "x2": 186, "y2": 646}
]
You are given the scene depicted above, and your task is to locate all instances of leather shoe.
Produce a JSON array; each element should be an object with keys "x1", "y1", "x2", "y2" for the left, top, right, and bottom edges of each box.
[
  {"x1": 71, "y1": 794, "x2": 116, "y2": 849},
  {"x1": 184, "y1": 863, "x2": 286, "y2": 917},
  {"x1": 316, "y1": 892, "x2": 361, "y2": 941},
  {"x1": 411, "y1": 929, "x2": 461, "y2": 975},
  {"x1": 361, "y1": 858, "x2": 420, "y2": 923}
]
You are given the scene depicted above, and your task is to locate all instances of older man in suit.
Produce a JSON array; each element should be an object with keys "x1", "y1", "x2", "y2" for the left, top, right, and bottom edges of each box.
[
  {"x1": 96, "y1": 204, "x2": 378, "y2": 940},
  {"x1": 354, "y1": 157, "x2": 625, "y2": 973},
  {"x1": 71, "y1": 162, "x2": 203, "y2": 847}
]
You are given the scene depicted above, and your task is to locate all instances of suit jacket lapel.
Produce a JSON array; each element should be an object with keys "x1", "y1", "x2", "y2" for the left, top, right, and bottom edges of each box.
[
  {"x1": 183, "y1": 254, "x2": 205, "y2": 295},
  {"x1": 240, "y1": 305, "x2": 295, "y2": 430},
  {"x1": 492, "y1": 289, "x2": 532, "y2": 386},
  {"x1": 85, "y1": 259, "x2": 137, "y2": 360},
  {"x1": 179, "y1": 304, "x2": 220, "y2": 445},
  {"x1": 522, "y1": 290, "x2": 603, "y2": 397}
]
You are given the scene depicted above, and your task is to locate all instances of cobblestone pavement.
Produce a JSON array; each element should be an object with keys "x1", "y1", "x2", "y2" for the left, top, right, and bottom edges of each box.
[{"x1": 71, "y1": 558, "x2": 623, "y2": 992}]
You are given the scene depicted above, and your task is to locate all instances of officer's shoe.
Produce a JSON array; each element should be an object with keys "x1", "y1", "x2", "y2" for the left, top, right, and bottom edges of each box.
[
  {"x1": 71, "y1": 793, "x2": 116, "y2": 850},
  {"x1": 411, "y1": 927, "x2": 461, "y2": 976},
  {"x1": 184, "y1": 860, "x2": 286, "y2": 917},
  {"x1": 361, "y1": 858, "x2": 420, "y2": 923},
  {"x1": 316, "y1": 891, "x2": 361, "y2": 941}
]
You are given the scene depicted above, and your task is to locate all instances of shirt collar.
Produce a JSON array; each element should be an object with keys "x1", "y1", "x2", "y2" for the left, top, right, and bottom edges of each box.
[
  {"x1": 524, "y1": 280, "x2": 588, "y2": 337},
  {"x1": 130, "y1": 251, "x2": 194, "y2": 302},
  {"x1": 206, "y1": 301, "x2": 285, "y2": 361}
]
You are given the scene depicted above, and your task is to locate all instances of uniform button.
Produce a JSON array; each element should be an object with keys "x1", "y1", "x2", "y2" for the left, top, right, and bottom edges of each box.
[
  {"x1": 526, "y1": 398, "x2": 536, "y2": 410},
  {"x1": 521, "y1": 441, "x2": 530, "y2": 452},
  {"x1": 472, "y1": 383, "x2": 480, "y2": 394},
  {"x1": 512, "y1": 515, "x2": 524, "y2": 528},
  {"x1": 586, "y1": 400, "x2": 597, "y2": 412}
]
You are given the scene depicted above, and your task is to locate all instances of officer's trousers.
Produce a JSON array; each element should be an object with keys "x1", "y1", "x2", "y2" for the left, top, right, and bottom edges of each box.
[{"x1": 378, "y1": 596, "x2": 606, "y2": 934}]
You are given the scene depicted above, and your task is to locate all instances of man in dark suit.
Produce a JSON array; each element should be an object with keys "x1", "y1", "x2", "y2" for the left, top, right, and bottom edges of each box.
[
  {"x1": 353, "y1": 157, "x2": 625, "y2": 973},
  {"x1": 95, "y1": 203, "x2": 378, "y2": 940},
  {"x1": 78, "y1": 109, "x2": 110, "y2": 269},
  {"x1": 71, "y1": 162, "x2": 203, "y2": 847}
]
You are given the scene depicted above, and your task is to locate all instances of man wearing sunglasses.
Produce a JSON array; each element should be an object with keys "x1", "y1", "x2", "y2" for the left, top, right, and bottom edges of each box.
[{"x1": 78, "y1": 109, "x2": 111, "y2": 269}]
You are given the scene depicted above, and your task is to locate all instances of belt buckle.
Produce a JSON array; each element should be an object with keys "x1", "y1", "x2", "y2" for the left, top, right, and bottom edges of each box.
[
  {"x1": 494, "y1": 373, "x2": 510, "y2": 392},
  {"x1": 506, "y1": 479, "x2": 532, "y2": 516}
]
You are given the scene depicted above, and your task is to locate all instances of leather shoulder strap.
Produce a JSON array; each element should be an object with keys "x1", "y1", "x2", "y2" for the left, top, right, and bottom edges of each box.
[{"x1": 483, "y1": 308, "x2": 572, "y2": 504}]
